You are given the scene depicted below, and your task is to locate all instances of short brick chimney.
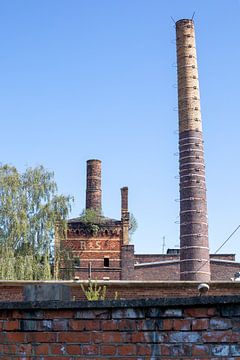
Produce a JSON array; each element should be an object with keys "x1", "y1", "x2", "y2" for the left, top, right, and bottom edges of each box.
[
  {"x1": 121, "y1": 187, "x2": 129, "y2": 245},
  {"x1": 86, "y1": 159, "x2": 102, "y2": 214}
]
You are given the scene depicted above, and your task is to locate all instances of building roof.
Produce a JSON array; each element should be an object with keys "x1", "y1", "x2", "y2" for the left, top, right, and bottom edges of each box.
[{"x1": 68, "y1": 215, "x2": 121, "y2": 226}]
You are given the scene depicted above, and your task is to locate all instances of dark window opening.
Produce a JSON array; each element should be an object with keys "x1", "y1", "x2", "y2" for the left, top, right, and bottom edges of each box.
[
  {"x1": 73, "y1": 258, "x2": 80, "y2": 267},
  {"x1": 104, "y1": 257, "x2": 110, "y2": 267}
]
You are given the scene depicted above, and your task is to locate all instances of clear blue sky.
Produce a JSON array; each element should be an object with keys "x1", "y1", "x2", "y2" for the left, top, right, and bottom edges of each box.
[{"x1": 1, "y1": 1, "x2": 240, "y2": 258}]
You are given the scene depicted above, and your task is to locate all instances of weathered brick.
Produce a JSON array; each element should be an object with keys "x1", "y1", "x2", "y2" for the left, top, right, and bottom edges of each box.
[
  {"x1": 5, "y1": 332, "x2": 25, "y2": 342},
  {"x1": 185, "y1": 307, "x2": 217, "y2": 317},
  {"x1": 173, "y1": 319, "x2": 191, "y2": 330},
  {"x1": 27, "y1": 332, "x2": 57, "y2": 343},
  {"x1": 202, "y1": 330, "x2": 232, "y2": 343},
  {"x1": 163, "y1": 319, "x2": 174, "y2": 330},
  {"x1": 192, "y1": 344, "x2": 210, "y2": 356},
  {"x1": 118, "y1": 344, "x2": 137, "y2": 356},
  {"x1": 91, "y1": 331, "x2": 103, "y2": 344},
  {"x1": 168, "y1": 331, "x2": 201, "y2": 343},
  {"x1": 171, "y1": 344, "x2": 191, "y2": 356},
  {"x1": 212, "y1": 344, "x2": 230, "y2": 357},
  {"x1": 18, "y1": 343, "x2": 32, "y2": 355},
  {"x1": 3, "y1": 320, "x2": 19, "y2": 331},
  {"x1": 45, "y1": 310, "x2": 74, "y2": 319},
  {"x1": 58, "y1": 332, "x2": 91, "y2": 343},
  {"x1": 163, "y1": 308, "x2": 182, "y2": 317},
  {"x1": 210, "y1": 318, "x2": 232, "y2": 330},
  {"x1": 146, "y1": 307, "x2": 163, "y2": 318},
  {"x1": 144, "y1": 331, "x2": 165, "y2": 343},
  {"x1": 137, "y1": 344, "x2": 151, "y2": 356},
  {"x1": 18, "y1": 310, "x2": 43, "y2": 319},
  {"x1": 3, "y1": 344, "x2": 18, "y2": 355},
  {"x1": 231, "y1": 344, "x2": 240, "y2": 356},
  {"x1": 75, "y1": 309, "x2": 110, "y2": 319},
  {"x1": 102, "y1": 332, "x2": 123, "y2": 343},
  {"x1": 101, "y1": 345, "x2": 116, "y2": 356},
  {"x1": 35, "y1": 344, "x2": 50, "y2": 355},
  {"x1": 53, "y1": 319, "x2": 69, "y2": 331},
  {"x1": 66, "y1": 344, "x2": 81, "y2": 355},
  {"x1": 82, "y1": 344, "x2": 99, "y2": 355},
  {"x1": 51, "y1": 344, "x2": 68, "y2": 355},
  {"x1": 20, "y1": 319, "x2": 37, "y2": 331},
  {"x1": 160, "y1": 344, "x2": 171, "y2": 356},
  {"x1": 41, "y1": 320, "x2": 53, "y2": 331},
  {"x1": 192, "y1": 318, "x2": 209, "y2": 330},
  {"x1": 118, "y1": 319, "x2": 136, "y2": 331},
  {"x1": 112, "y1": 308, "x2": 144, "y2": 319},
  {"x1": 101, "y1": 319, "x2": 117, "y2": 330},
  {"x1": 221, "y1": 305, "x2": 240, "y2": 317},
  {"x1": 69, "y1": 319, "x2": 100, "y2": 331},
  {"x1": 129, "y1": 331, "x2": 146, "y2": 343}
]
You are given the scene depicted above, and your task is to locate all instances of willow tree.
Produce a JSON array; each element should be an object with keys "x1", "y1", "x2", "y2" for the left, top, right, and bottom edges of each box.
[{"x1": 0, "y1": 164, "x2": 73, "y2": 280}]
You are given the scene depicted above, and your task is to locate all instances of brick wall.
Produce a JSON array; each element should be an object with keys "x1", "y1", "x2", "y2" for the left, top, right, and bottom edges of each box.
[
  {"x1": 1, "y1": 296, "x2": 240, "y2": 358},
  {"x1": 134, "y1": 262, "x2": 180, "y2": 281},
  {"x1": 1, "y1": 281, "x2": 240, "y2": 302},
  {"x1": 134, "y1": 260, "x2": 240, "y2": 281},
  {"x1": 134, "y1": 254, "x2": 236, "y2": 263}
]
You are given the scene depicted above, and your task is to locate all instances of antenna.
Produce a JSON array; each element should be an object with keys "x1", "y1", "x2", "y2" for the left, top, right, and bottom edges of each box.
[
  {"x1": 162, "y1": 236, "x2": 166, "y2": 254},
  {"x1": 191, "y1": 11, "x2": 196, "y2": 20},
  {"x1": 171, "y1": 16, "x2": 176, "y2": 25}
]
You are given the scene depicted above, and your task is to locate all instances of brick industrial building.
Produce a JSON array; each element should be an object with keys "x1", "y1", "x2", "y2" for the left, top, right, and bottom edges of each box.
[{"x1": 57, "y1": 19, "x2": 240, "y2": 282}]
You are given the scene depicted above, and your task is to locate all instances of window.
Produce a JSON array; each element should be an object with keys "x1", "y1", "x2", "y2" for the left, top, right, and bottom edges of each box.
[
  {"x1": 104, "y1": 257, "x2": 110, "y2": 267},
  {"x1": 73, "y1": 258, "x2": 80, "y2": 267}
]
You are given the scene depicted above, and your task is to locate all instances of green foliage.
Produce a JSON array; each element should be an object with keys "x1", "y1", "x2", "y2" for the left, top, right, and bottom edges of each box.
[
  {"x1": 79, "y1": 209, "x2": 102, "y2": 235},
  {"x1": 0, "y1": 164, "x2": 73, "y2": 280},
  {"x1": 81, "y1": 279, "x2": 107, "y2": 301},
  {"x1": 129, "y1": 213, "x2": 138, "y2": 242},
  {"x1": 80, "y1": 208, "x2": 102, "y2": 223}
]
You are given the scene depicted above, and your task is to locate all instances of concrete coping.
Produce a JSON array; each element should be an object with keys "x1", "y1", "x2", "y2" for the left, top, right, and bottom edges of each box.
[
  {"x1": 134, "y1": 260, "x2": 180, "y2": 267},
  {"x1": 0, "y1": 295, "x2": 240, "y2": 310}
]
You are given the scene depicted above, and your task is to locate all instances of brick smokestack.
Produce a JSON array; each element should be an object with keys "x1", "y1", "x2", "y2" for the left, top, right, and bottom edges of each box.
[
  {"x1": 176, "y1": 19, "x2": 210, "y2": 281},
  {"x1": 86, "y1": 159, "x2": 102, "y2": 214},
  {"x1": 121, "y1": 187, "x2": 129, "y2": 245},
  {"x1": 121, "y1": 187, "x2": 128, "y2": 219}
]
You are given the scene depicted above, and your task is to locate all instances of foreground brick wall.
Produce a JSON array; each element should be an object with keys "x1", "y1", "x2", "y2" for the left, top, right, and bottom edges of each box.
[{"x1": 1, "y1": 296, "x2": 240, "y2": 358}]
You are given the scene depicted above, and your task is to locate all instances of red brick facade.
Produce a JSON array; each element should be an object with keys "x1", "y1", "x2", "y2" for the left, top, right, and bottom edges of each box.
[{"x1": 61, "y1": 219, "x2": 123, "y2": 280}]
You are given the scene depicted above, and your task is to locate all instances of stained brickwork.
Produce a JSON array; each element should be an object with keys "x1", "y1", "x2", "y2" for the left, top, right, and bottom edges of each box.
[
  {"x1": 86, "y1": 159, "x2": 102, "y2": 213},
  {"x1": 61, "y1": 220, "x2": 122, "y2": 280},
  {"x1": 0, "y1": 296, "x2": 240, "y2": 358},
  {"x1": 176, "y1": 19, "x2": 210, "y2": 281},
  {"x1": 134, "y1": 260, "x2": 240, "y2": 282},
  {"x1": 121, "y1": 187, "x2": 129, "y2": 245},
  {"x1": 1, "y1": 281, "x2": 240, "y2": 302},
  {"x1": 121, "y1": 245, "x2": 134, "y2": 280}
]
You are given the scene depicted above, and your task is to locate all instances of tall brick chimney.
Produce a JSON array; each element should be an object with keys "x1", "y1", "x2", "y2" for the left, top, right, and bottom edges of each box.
[
  {"x1": 86, "y1": 159, "x2": 102, "y2": 214},
  {"x1": 176, "y1": 19, "x2": 210, "y2": 281}
]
